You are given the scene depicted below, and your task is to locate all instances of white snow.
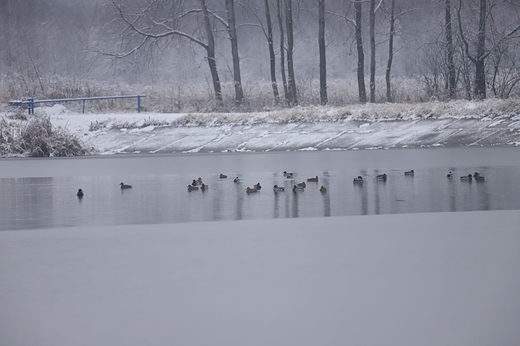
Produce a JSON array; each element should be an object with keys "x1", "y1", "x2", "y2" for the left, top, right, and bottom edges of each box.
[
  {"x1": 24, "y1": 98, "x2": 520, "y2": 154},
  {"x1": 1, "y1": 210, "x2": 520, "y2": 346}
]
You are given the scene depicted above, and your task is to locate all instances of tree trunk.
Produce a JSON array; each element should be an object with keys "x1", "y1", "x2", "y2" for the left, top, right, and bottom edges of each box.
[
  {"x1": 385, "y1": 0, "x2": 395, "y2": 103},
  {"x1": 445, "y1": 0, "x2": 456, "y2": 99},
  {"x1": 461, "y1": 47, "x2": 473, "y2": 99},
  {"x1": 369, "y1": 0, "x2": 376, "y2": 103},
  {"x1": 284, "y1": 0, "x2": 297, "y2": 106},
  {"x1": 355, "y1": 0, "x2": 367, "y2": 103},
  {"x1": 264, "y1": 0, "x2": 279, "y2": 104},
  {"x1": 0, "y1": 0, "x2": 11, "y2": 70},
  {"x1": 276, "y1": 0, "x2": 289, "y2": 104},
  {"x1": 225, "y1": 0, "x2": 244, "y2": 106},
  {"x1": 318, "y1": 0, "x2": 327, "y2": 105},
  {"x1": 474, "y1": 0, "x2": 486, "y2": 98},
  {"x1": 199, "y1": 0, "x2": 222, "y2": 102}
]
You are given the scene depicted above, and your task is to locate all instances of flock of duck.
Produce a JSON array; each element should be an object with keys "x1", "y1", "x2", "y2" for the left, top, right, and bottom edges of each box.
[
  {"x1": 352, "y1": 170, "x2": 485, "y2": 185},
  {"x1": 76, "y1": 182, "x2": 133, "y2": 198},
  {"x1": 447, "y1": 171, "x2": 485, "y2": 181},
  {"x1": 184, "y1": 171, "x2": 328, "y2": 195},
  {"x1": 186, "y1": 169, "x2": 485, "y2": 193},
  {"x1": 75, "y1": 170, "x2": 485, "y2": 198}
]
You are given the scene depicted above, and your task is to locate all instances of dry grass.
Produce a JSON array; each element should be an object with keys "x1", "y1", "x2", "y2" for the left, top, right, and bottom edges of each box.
[
  {"x1": 0, "y1": 115, "x2": 97, "y2": 157},
  {"x1": 0, "y1": 75, "x2": 462, "y2": 114}
]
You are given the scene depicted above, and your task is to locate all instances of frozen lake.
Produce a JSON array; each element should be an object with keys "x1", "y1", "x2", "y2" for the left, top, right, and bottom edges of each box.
[
  {"x1": 1, "y1": 147, "x2": 520, "y2": 230},
  {"x1": 1, "y1": 211, "x2": 520, "y2": 346}
]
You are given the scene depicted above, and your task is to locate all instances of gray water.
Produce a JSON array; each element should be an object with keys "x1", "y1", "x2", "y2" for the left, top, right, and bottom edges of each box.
[{"x1": 1, "y1": 147, "x2": 520, "y2": 230}]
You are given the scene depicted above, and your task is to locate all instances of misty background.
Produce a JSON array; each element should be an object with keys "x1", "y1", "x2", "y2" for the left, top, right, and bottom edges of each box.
[{"x1": 1, "y1": 0, "x2": 519, "y2": 112}]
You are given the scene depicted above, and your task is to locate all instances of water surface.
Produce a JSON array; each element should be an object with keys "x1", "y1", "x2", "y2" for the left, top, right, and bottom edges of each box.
[{"x1": 1, "y1": 148, "x2": 520, "y2": 230}]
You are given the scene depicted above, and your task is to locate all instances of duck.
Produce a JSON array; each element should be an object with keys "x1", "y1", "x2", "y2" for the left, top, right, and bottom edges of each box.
[
  {"x1": 120, "y1": 182, "x2": 132, "y2": 189},
  {"x1": 234, "y1": 177, "x2": 240, "y2": 183},
  {"x1": 296, "y1": 181, "x2": 306, "y2": 188},
  {"x1": 404, "y1": 170, "x2": 415, "y2": 176},
  {"x1": 201, "y1": 183, "x2": 209, "y2": 191},
  {"x1": 307, "y1": 176, "x2": 319, "y2": 182},
  {"x1": 219, "y1": 173, "x2": 228, "y2": 179},
  {"x1": 293, "y1": 185, "x2": 305, "y2": 192},
  {"x1": 254, "y1": 183, "x2": 262, "y2": 190},
  {"x1": 187, "y1": 184, "x2": 199, "y2": 191},
  {"x1": 77, "y1": 189, "x2": 84, "y2": 197},
  {"x1": 246, "y1": 187, "x2": 258, "y2": 194},
  {"x1": 460, "y1": 174, "x2": 473, "y2": 181},
  {"x1": 447, "y1": 171, "x2": 454, "y2": 178},
  {"x1": 376, "y1": 173, "x2": 387, "y2": 181},
  {"x1": 353, "y1": 176, "x2": 364, "y2": 184},
  {"x1": 197, "y1": 177, "x2": 203, "y2": 185},
  {"x1": 191, "y1": 179, "x2": 198, "y2": 186},
  {"x1": 320, "y1": 186, "x2": 327, "y2": 193},
  {"x1": 283, "y1": 171, "x2": 294, "y2": 179},
  {"x1": 473, "y1": 172, "x2": 485, "y2": 182},
  {"x1": 273, "y1": 185, "x2": 285, "y2": 192}
]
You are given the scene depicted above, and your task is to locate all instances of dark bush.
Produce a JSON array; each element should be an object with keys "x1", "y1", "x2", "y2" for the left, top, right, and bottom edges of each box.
[{"x1": 0, "y1": 115, "x2": 96, "y2": 157}]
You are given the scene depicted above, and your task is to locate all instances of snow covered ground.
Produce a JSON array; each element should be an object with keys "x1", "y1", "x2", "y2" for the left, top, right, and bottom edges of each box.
[
  {"x1": 35, "y1": 98, "x2": 520, "y2": 154},
  {"x1": 1, "y1": 210, "x2": 520, "y2": 346}
]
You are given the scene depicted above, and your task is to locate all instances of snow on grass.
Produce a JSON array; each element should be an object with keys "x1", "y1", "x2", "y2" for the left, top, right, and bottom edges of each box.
[
  {"x1": 2, "y1": 98, "x2": 520, "y2": 156},
  {"x1": 8, "y1": 98, "x2": 520, "y2": 134}
]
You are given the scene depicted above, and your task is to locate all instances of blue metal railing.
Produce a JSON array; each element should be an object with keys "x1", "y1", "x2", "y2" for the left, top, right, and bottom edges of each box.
[{"x1": 9, "y1": 95, "x2": 146, "y2": 114}]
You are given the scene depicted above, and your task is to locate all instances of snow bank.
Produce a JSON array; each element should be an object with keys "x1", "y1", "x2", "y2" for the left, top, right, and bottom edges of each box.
[
  {"x1": 3, "y1": 98, "x2": 520, "y2": 156},
  {"x1": 43, "y1": 98, "x2": 520, "y2": 129}
]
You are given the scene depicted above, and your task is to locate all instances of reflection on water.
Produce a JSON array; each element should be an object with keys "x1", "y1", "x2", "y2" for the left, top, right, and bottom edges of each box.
[
  {"x1": 1, "y1": 178, "x2": 56, "y2": 229},
  {"x1": 2, "y1": 151, "x2": 520, "y2": 230}
]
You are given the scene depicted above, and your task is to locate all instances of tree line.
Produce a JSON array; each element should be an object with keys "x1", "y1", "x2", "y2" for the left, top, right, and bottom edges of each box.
[{"x1": 1, "y1": 0, "x2": 520, "y2": 109}]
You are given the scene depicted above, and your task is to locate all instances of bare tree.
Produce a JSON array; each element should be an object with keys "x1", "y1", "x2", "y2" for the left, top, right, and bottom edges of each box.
[
  {"x1": 243, "y1": 0, "x2": 280, "y2": 104},
  {"x1": 277, "y1": 0, "x2": 289, "y2": 103},
  {"x1": 354, "y1": 0, "x2": 367, "y2": 103},
  {"x1": 384, "y1": 2, "x2": 419, "y2": 101},
  {"x1": 457, "y1": 0, "x2": 520, "y2": 99},
  {"x1": 369, "y1": 0, "x2": 376, "y2": 102},
  {"x1": 474, "y1": 0, "x2": 487, "y2": 98},
  {"x1": 0, "y1": 0, "x2": 13, "y2": 71},
  {"x1": 285, "y1": 0, "x2": 298, "y2": 106},
  {"x1": 4, "y1": 0, "x2": 520, "y2": 109},
  {"x1": 489, "y1": 42, "x2": 520, "y2": 98},
  {"x1": 109, "y1": 0, "x2": 223, "y2": 102},
  {"x1": 368, "y1": 0, "x2": 384, "y2": 103},
  {"x1": 199, "y1": 0, "x2": 223, "y2": 102},
  {"x1": 264, "y1": 0, "x2": 280, "y2": 103},
  {"x1": 385, "y1": 0, "x2": 396, "y2": 102},
  {"x1": 224, "y1": 0, "x2": 244, "y2": 106},
  {"x1": 319, "y1": 0, "x2": 327, "y2": 105},
  {"x1": 445, "y1": 0, "x2": 456, "y2": 98}
]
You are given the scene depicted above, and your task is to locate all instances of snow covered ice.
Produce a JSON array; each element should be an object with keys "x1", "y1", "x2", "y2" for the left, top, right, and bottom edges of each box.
[{"x1": 1, "y1": 211, "x2": 520, "y2": 346}]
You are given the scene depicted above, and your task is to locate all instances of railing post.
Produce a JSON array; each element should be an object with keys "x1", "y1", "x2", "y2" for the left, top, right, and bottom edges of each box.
[
  {"x1": 28, "y1": 98, "x2": 34, "y2": 115},
  {"x1": 137, "y1": 95, "x2": 141, "y2": 113},
  {"x1": 82, "y1": 99, "x2": 86, "y2": 113}
]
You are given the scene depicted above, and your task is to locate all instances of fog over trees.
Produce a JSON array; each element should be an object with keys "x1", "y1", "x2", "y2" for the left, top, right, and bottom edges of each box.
[{"x1": 1, "y1": 0, "x2": 520, "y2": 111}]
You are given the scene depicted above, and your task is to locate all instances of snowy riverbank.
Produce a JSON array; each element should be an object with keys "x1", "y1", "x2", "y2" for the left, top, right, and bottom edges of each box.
[{"x1": 3, "y1": 98, "x2": 520, "y2": 155}]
